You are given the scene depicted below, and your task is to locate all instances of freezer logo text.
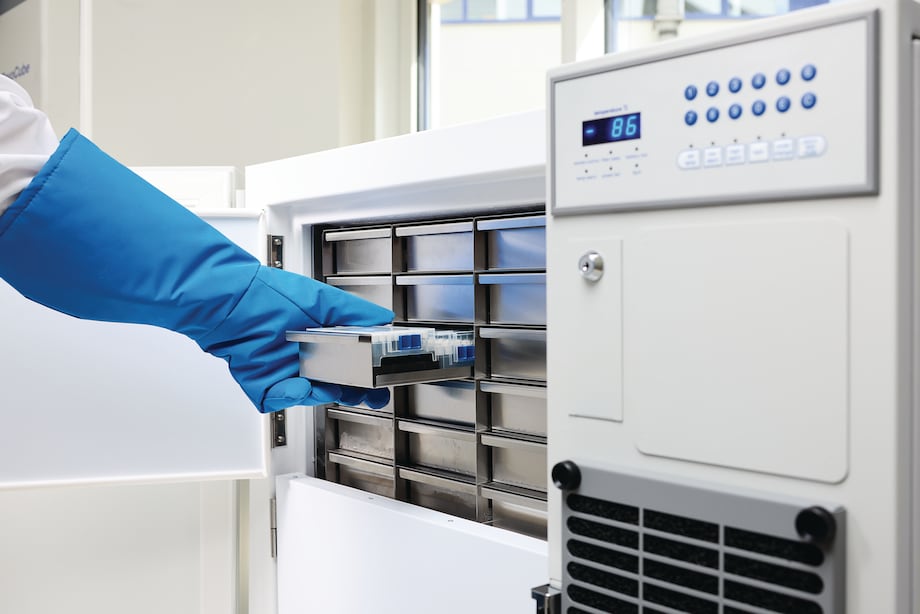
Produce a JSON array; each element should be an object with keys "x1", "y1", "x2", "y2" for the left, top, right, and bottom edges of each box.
[{"x1": 3, "y1": 64, "x2": 31, "y2": 81}]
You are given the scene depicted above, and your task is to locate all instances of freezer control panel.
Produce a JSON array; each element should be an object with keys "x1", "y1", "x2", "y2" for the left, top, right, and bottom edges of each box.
[{"x1": 551, "y1": 12, "x2": 877, "y2": 214}]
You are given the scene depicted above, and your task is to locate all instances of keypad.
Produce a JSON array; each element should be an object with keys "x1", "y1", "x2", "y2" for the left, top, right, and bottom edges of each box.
[{"x1": 683, "y1": 64, "x2": 818, "y2": 127}]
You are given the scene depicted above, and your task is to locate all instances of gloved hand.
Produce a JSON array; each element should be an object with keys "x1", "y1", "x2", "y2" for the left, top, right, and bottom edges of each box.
[{"x1": 0, "y1": 129, "x2": 394, "y2": 412}]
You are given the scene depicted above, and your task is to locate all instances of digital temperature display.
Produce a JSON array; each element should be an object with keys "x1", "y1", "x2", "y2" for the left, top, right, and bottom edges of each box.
[{"x1": 582, "y1": 112, "x2": 641, "y2": 146}]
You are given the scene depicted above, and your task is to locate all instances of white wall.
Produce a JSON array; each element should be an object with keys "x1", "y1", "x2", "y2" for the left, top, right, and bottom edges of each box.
[{"x1": 88, "y1": 0, "x2": 377, "y2": 170}]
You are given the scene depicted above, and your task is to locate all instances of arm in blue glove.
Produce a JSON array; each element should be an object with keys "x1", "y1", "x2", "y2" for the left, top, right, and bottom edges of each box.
[{"x1": 0, "y1": 128, "x2": 394, "y2": 412}]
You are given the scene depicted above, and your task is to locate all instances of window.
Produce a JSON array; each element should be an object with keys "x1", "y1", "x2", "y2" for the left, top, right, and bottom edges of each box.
[
  {"x1": 440, "y1": 0, "x2": 562, "y2": 22},
  {"x1": 607, "y1": 0, "x2": 833, "y2": 53},
  {"x1": 419, "y1": 0, "x2": 563, "y2": 129}
]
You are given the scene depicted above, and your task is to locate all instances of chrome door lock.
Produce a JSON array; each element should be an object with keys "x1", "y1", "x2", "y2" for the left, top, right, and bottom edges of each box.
[{"x1": 578, "y1": 251, "x2": 603, "y2": 282}]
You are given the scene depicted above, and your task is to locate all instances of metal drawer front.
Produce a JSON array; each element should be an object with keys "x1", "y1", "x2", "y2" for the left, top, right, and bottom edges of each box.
[
  {"x1": 397, "y1": 275, "x2": 474, "y2": 322},
  {"x1": 400, "y1": 468, "x2": 478, "y2": 520},
  {"x1": 481, "y1": 485, "x2": 548, "y2": 540},
  {"x1": 482, "y1": 433, "x2": 547, "y2": 492},
  {"x1": 481, "y1": 381, "x2": 547, "y2": 437},
  {"x1": 327, "y1": 408, "x2": 394, "y2": 460},
  {"x1": 480, "y1": 273, "x2": 546, "y2": 325},
  {"x1": 478, "y1": 216, "x2": 546, "y2": 270},
  {"x1": 328, "y1": 452, "x2": 395, "y2": 497},
  {"x1": 325, "y1": 276, "x2": 393, "y2": 310},
  {"x1": 480, "y1": 328, "x2": 547, "y2": 381},
  {"x1": 397, "y1": 222, "x2": 474, "y2": 272},
  {"x1": 404, "y1": 381, "x2": 476, "y2": 426},
  {"x1": 398, "y1": 420, "x2": 477, "y2": 476},
  {"x1": 325, "y1": 228, "x2": 392, "y2": 274}
]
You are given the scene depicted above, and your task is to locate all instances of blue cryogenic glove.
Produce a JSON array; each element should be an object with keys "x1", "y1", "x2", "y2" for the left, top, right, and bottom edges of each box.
[{"x1": 0, "y1": 129, "x2": 394, "y2": 412}]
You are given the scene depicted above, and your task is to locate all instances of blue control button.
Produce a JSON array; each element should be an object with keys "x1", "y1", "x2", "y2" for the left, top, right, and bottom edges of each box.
[
  {"x1": 752, "y1": 100, "x2": 767, "y2": 116},
  {"x1": 802, "y1": 92, "x2": 817, "y2": 109},
  {"x1": 801, "y1": 64, "x2": 817, "y2": 81},
  {"x1": 752, "y1": 73, "x2": 767, "y2": 89},
  {"x1": 728, "y1": 77, "x2": 743, "y2": 93},
  {"x1": 776, "y1": 68, "x2": 791, "y2": 85},
  {"x1": 706, "y1": 81, "x2": 720, "y2": 97},
  {"x1": 728, "y1": 103, "x2": 743, "y2": 120},
  {"x1": 706, "y1": 107, "x2": 719, "y2": 123},
  {"x1": 684, "y1": 85, "x2": 698, "y2": 101},
  {"x1": 776, "y1": 96, "x2": 791, "y2": 113},
  {"x1": 685, "y1": 110, "x2": 698, "y2": 126}
]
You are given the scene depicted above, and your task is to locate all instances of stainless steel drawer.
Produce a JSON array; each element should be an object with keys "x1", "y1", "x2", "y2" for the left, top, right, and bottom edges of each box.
[
  {"x1": 397, "y1": 222, "x2": 473, "y2": 272},
  {"x1": 482, "y1": 433, "x2": 547, "y2": 492},
  {"x1": 325, "y1": 228, "x2": 392, "y2": 274},
  {"x1": 480, "y1": 273, "x2": 546, "y2": 325},
  {"x1": 481, "y1": 381, "x2": 546, "y2": 437},
  {"x1": 400, "y1": 467, "x2": 477, "y2": 520},
  {"x1": 329, "y1": 451, "x2": 395, "y2": 497},
  {"x1": 404, "y1": 380, "x2": 476, "y2": 426},
  {"x1": 325, "y1": 276, "x2": 393, "y2": 310},
  {"x1": 480, "y1": 328, "x2": 547, "y2": 381},
  {"x1": 327, "y1": 408, "x2": 394, "y2": 460},
  {"x1": 397, "y1": 274, "x2": 474, "y2": 322},
  {"x1": 398, "y1": 420, "x2": 477, "y2": 476},
  {"x1": 481, "y1": 485, "x2": 547, "y2": 540},
  {"x1": 478, "y1": 216, "x2": 546, "y2": 271}
]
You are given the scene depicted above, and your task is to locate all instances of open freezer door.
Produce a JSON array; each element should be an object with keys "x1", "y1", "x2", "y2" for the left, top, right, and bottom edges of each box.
[{"x1": 0, "y1": 209, "x2": 268, "y2": 488}]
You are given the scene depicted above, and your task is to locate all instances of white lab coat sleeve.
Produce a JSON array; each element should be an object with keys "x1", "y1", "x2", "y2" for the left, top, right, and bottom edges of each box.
[{"x1": 0, "y1": 75, "x2": 59, "y2": 215}]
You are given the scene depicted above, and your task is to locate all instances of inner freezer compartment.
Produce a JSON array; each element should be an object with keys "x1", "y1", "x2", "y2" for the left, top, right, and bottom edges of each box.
[
  {"x1": 480, "y1": 273, "x2": 546, "y2": 325},
  {"x1": 326, "y1": 407, "x2": 394, "y2": 461},
  {"x1": 482, "y1": 381, "x2": 547, "y2": 437},
  {"x1": 482, "y1": 485, "x2": 547, "y2": 540},
  {"x1": 323, "y1": 227, "x2": 392, "y2": 275},
  {"x1": 397, "y1": 420, "x2": 478, "y2": 477},
  {"x1": 482, "y1": 433, "x2": 547, "y2": 493},
  {"x1": 325, "y1": 276, "x2": 393, "y2": 310},
  {"x1": 397, "y1": 274, "x2": 475, "y2": 322},
  {"x1": 398, "y1": 467, "x2": 478, "y2": 520},
  {"x1": 327, "y1": 452, "x2": 395, "y2": 497},
  {"x1": 480, "y1": 327, "x2": 547, "y2": 382},
  {"x1": 396, "y1": 221, "x2": 474, "y2": 272},
  {"x1": 400, "y1": 380, "x2": 476, "y2": 426},
  {"x1": 478, "y1": 215, "x2": 546, "y2": 270}
]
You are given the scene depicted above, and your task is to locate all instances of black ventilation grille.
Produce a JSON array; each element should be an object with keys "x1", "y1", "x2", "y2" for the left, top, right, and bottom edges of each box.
[{"x1": 561, "y1": 467, "x2": 844, "y2": 614}]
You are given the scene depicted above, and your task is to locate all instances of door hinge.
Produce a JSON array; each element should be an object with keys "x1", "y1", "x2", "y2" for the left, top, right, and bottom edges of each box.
[
  {"x1": 271, "y1": 409, "x2": 287, "y2": 448},
  {"x1": 267, "y1": 235, "x2": 284, "y2": 269},
  {"x1": 270, "y1": 497, "x2": 278, "y2": 559},
  {"x1": 266, "y1": 235, "x2": 287, "y2": 448}
]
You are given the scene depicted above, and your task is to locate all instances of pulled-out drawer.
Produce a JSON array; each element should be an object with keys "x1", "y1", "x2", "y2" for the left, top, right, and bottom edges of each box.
[
  {"x1": 327, "y1": 408, "x2": 394, "y2": 460},
  {"x1": 325, "y1": 228, "x2": 392, "y2": 274},
  {"x1": 325, "y1": 276, "x2": 393, "y2": 310},
  {"x1": 478, "y1": 216, "x2": 546, "y2": 271},
  {"x1": 397, "y1": 274, "x2": 474, "y2": 322},
  {"x1": 398, "y1": 420, "x2": 477, "y2": 476},
  {"x1": 480, "y1": 273, "x2": 546, "y2": 325},
  {"x1": 328, "y1": 451, "x2": 395, "y2": 497},
  {"x1": 399, "y1": 467, "x2": 478, "y2": 520},
  {"x1": 482, "y1": 433, "x2": 547, "y2": 492},
  {"x1": 397, "y1": 221, "x2": 473, "y2": 272},
  {"x1": 403, "y1": 380, "x2": 476, "y2": 426},
  {"x1": 481, "y1": 484, "x2": 547, "y2": 540},
  {"x1": 481, "y1": 381, "x2": 546, "y2": 437},
  {"x1": 480, "y1": 327, "x2": 547, "y2": 381}
]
